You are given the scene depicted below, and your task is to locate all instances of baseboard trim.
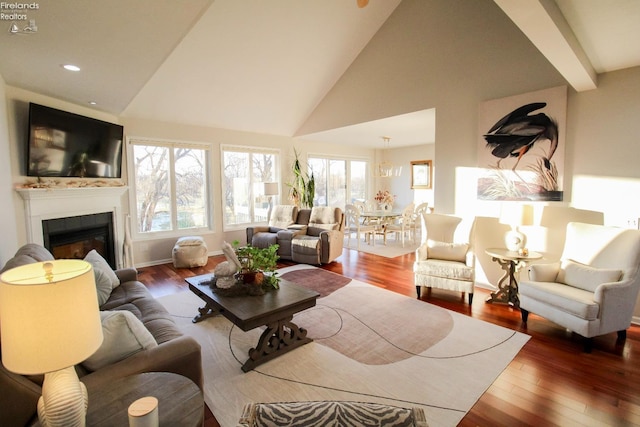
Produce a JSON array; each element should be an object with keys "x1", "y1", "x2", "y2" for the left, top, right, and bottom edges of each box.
[{"x1": 134, "y1": 250, "x2": 223, "y2": 268}]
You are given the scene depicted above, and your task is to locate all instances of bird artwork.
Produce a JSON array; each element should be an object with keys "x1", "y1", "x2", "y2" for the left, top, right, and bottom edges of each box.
[
  {"x1": 484, "y1": 102, "x2": 558, "y2": 172},
  {"x1": 478, "y1": 101, "x2": 563, "y2": 201}
]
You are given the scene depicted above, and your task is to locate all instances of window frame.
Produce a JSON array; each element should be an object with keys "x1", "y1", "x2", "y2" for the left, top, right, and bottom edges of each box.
[
  {"x1": 307, "y1": 153, "x2": 369, "y2": 208},
  {"x1": 220, "y1": 144, "x2": 281, "y2": 232},
  {"x1": 127, "y1": 136, "x2": 213, "y2": 240}
]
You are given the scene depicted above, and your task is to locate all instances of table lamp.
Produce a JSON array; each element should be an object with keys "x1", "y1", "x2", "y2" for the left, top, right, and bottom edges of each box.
[
  {"x1": 263, "y1": 182, "x2": 279, "y2": 220},
  {"x1": 0, "y1": 260, "x2": 103, "y2": 427},
  {"x1": 499, "y1": 204, "x2": 533, "y2": 252}
]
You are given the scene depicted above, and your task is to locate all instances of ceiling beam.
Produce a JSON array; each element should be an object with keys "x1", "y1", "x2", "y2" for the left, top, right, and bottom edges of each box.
[{"x1": 494, "y1": 0, "x2": 597, "y2": 91}]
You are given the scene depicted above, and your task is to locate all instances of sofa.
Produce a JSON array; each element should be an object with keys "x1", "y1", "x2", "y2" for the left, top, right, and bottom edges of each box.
[
  {"x1": 246, "y1": 206, "x2": 344, "y2": 265},
  {"x1": 519, "y1": 222, "x2": 640, "y2": 351},
  {"x1": 246, "y1": 205, "x2": 311, "y2": 260},
  {"x1": 0, "y1": 244, "x2": 203, "y2": 427}
]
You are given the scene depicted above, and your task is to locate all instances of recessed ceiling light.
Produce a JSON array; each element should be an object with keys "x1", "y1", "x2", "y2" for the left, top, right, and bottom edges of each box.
[
  {"x1": 62, "y1": 64, "x2": 80, "y2": 72},
  {"x1": 88, "y1": 101, "x2": 97, "y2": 105}
]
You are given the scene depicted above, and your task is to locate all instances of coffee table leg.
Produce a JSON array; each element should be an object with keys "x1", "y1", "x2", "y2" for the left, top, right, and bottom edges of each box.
[
  {"x1": 242, "y1": 316, "x2": 312, "y2": 372},
  {"x1": 192, "y1": 302, "x2": 220, "y2": 323}
]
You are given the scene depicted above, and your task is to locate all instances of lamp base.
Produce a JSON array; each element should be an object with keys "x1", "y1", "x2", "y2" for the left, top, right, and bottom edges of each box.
[
  {"x1": 38, "y1": 366, "x2": 88, "y2": 427},
  {"x1": 504, "y1": 229, "x2": 526, "y2": 252}
]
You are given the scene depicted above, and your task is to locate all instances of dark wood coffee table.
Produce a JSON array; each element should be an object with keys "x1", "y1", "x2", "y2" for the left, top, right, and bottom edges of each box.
[{"x1": 186, "y1": 274, "x2": 319, "y2": 372}]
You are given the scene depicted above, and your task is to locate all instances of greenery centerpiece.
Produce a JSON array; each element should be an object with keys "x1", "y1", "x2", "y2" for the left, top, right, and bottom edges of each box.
[{"x1": 232, "y1": 240, "x2": 280, "y2": 290}]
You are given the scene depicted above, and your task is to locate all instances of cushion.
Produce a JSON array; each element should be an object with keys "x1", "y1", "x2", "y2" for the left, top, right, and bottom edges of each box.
[
  {"x1": 309, "y1": 206, "x2": 336, "y2": 225},
  {"x1": 85, "y1": 249, "x2": 120, "y2": 305},
  {"x1": 556, "y1": 259, "x2": 622, "y2": 292},
  {"x1": 269, "y1": 205, "x2": 298, "y2": 229},
  {"x1": 426, "y1": 240, "x2": 468, "y2": 262},
  {"x1": 82, "y1": 310, "x2": 158, "y2": 371},
  {"x1": 175, "y1": 236, "x2": 205, "y2": 247}
]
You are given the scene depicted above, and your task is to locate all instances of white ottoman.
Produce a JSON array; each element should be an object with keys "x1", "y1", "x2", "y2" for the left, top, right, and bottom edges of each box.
[{"x1": 172, "y1": 236, "x2": 208, "y2": 268}]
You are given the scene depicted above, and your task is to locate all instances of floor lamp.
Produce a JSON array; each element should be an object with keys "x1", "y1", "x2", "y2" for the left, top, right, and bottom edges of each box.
[
  {"x1": 264, "y1": 182, "x2": 279, "y2": 221},
  {"x1": 0, "y1": 260, "x2": 103, "y2": 427}
]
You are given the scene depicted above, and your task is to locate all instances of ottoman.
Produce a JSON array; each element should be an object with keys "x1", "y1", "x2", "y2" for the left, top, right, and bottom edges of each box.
[{"x1": 172, "y1": 236, "x2": 208, "y2": 268}]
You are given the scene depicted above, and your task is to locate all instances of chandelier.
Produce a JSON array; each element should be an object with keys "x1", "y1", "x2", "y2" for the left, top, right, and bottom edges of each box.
[{"x1": 377, "y1": 136, "x2": 394, "y2": 178}]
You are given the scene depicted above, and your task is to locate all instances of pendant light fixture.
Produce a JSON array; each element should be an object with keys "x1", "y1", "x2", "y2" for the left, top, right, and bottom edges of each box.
[{"x1": 377, "y1": 136, "x2": 394, "y2": 178}]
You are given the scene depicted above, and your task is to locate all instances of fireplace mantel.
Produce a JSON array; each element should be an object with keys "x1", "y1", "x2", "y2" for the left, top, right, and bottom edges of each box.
[
  {"x1": 16, "y1": 186, "x2": 128, "y2": 201},
  {"x1": 17, "y1": 186, "x2": 129, "y2": 269}
]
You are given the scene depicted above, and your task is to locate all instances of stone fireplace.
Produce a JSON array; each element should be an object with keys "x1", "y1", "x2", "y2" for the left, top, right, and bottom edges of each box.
[{"x1": 17, "y1": 186, "x2": 128, "y2": 269}]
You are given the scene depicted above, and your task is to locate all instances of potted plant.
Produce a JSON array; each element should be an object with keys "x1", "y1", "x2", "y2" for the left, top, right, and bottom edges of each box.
[
  {"x1": 232, "y1": 241, "x2": 280, "y2": 289},
  {"x1": 288, "y1": 148, "x2": 315, "y2": 208}
]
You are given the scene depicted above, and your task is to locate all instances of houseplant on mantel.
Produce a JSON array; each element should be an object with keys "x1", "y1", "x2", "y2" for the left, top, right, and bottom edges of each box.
[{"x1": 232, "y1": 241, "x2": 280, "y2": 290}]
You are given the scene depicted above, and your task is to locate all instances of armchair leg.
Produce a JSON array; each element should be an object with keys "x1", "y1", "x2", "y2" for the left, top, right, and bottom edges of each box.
[
  {"x1": 520, "y1": 309, "x2": 529, "y2": 323},
  {"x1": 583, "y1": 338, "x2": 593, "y2": 353},
  {"x1": 416, "y1": 286, "x2": 421, "y2": 299},
  {"x1": 617, "y1": 330, "x2": 627, "y2": 341},
  {"x1": 468, "y1": 293, "x2": 473, "y2": 305}
]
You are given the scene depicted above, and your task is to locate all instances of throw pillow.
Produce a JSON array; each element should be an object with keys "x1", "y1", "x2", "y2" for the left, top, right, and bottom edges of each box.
[
  {"x1": 84, "y1": 249, "x2": 120, "y2": 306},
  {"x1": 426, "y1": 239, "x2": 469, "y2": 262},
  {"x1": 175, "y1": 236, "x2": 205, "y2": 246},
  {"x1": 557, "y1": 259, "x2": 622, "y2": 292},
  {"x1": 82, "y1": 310, "x2": 157, "y2": 372}
]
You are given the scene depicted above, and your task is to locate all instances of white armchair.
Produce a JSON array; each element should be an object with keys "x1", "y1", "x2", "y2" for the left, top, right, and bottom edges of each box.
[
  {"x1": 519, "y1": 222, "x2": 640, "y2": 352},
  {"x1": 413, "y1": 213, "x2": 476, "y2": 304}
]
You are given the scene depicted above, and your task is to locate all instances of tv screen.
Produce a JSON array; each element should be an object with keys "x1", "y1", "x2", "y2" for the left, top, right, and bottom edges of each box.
[{"x1": 27, "y1": 103, "x2": 124, "y2": 178}]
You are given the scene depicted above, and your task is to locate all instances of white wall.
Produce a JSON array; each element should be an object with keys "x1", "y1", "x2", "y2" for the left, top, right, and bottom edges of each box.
[{"x1": 0, "y1": 77, "x2": 18, "y2": 265}]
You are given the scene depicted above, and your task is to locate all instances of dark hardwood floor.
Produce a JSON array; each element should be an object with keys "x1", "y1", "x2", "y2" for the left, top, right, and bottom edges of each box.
[{"x1": 139, "y1": 248, "x2": 640, "y2": 427}]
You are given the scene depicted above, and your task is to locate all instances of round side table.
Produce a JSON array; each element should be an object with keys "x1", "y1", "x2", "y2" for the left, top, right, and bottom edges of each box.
[
  {"x1": 86, "y1": 372, "x2": 203, "y2": 427},
  {"x1": 485, "y1": 248, "x2": 542, "y2": 307}
]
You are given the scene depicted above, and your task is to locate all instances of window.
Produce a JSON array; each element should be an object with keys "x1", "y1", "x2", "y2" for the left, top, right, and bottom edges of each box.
[
  {"x1": 129, "y1": 138, "x2": 210, "y2": 234},
  {"x1": 308, "y1": 156, "x2": 368, "y2": 207},
  {"x1": 221, "y1": 146, "x2": 279, "y2": 229}
]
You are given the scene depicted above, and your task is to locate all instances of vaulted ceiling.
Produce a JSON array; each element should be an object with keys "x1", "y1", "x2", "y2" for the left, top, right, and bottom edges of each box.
[{"x1": 1, "y1": 0, "x2": 638, "y2": 148}]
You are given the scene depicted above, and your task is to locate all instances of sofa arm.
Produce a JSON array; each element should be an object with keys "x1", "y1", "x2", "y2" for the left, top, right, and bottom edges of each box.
[
  {"x1": 319, "y1": 230, "x2": 344, "y2": 264},
  {"x1": 247, "y1": 225, "x2": 270, "y2": 244},
  {"x1": 528, "y1": 262, "x2": 560, "y2": 282},
  {"x1": 0, "y1": 364, "x2": 42, "y2": 427},
  {"x1": 81, "y1": 335, "x2": 203, "y2": 391},
  {"x1": 115, "y1": 267, "x2": 138, "y2": 283}
]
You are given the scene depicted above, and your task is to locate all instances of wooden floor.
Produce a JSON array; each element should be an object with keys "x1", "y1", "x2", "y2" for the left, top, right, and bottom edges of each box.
[{"x1": 139, "y1": 248, "x2": 640, "y2": 427}]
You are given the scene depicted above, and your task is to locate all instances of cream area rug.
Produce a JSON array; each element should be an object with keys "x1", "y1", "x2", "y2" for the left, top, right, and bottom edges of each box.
[
  {"x1": 157, "y1": 265, "x2": 529, "y2": 427},
  {"x1": 343, "y1": 235, "x2": 419, "y2": 258}
]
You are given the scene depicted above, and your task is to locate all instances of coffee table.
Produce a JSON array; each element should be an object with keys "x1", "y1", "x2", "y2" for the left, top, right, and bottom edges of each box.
[{"x1": 186, "y1": 274, "x2": 319, "y2": 372}]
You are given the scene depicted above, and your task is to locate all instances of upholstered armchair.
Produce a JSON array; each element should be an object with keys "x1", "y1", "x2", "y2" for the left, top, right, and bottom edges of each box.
[
  {"x1": 291, "y1": 206, "x2": 345, "y2": 264},
  {"x1": 519, "y1": 222, "x2": 640, "y2": 351},
  {"x1": 413, "y1": 213, "x2": 476, "y2": 304}
]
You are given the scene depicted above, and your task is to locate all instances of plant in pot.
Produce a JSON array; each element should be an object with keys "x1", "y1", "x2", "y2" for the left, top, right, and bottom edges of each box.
[
  {"x1": 288, "y1": 148, "x2": 315, "y2": 208},
  {"x1": 232, "y1": 241, "x2": 280, "y2": 290}
]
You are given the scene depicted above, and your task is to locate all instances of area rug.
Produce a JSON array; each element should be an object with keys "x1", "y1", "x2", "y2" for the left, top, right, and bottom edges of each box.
[
  {"x1": 157, "y1": 265, "x2": 529, "y2": 427},
  {"x1": 343, "y1": 235, "x2": 419, "y2": 258}
]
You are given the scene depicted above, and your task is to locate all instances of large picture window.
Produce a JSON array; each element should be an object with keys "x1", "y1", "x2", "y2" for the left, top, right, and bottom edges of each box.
[
  {"x1": 308, "y1": 156, "x2": 368, "y2": 208},
  {"x1": 222, "y1": 146, "x2": 279, "y2": 229},
  {"x1": 129, "y1": 138, "x2": 210, "y2": 234}
]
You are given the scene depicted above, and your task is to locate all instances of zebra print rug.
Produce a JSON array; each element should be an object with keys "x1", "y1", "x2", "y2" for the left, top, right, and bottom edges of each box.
[
  {"x1": 158, "y1": 264, "x2": 529, "y2": 427},
  {"x1": 238, "y1": 401, "x2": 428, "y2": 427}
]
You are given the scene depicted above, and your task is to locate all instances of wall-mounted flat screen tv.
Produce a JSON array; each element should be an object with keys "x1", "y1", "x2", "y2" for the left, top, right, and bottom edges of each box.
[{"x1": 27, "y1": 103, "x2": 124, "y2": 178}]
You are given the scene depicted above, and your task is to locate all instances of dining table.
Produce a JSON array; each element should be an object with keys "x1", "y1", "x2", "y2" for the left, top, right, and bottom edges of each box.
[{"x1": 360, "y1": 210, "x2": 402, "y2": 245}]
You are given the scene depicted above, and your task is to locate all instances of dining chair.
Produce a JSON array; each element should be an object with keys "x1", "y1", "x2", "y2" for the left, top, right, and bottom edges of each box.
[
  {"x1": 387, "y1": 203, "x2": 415, "y2": 247},
  {"x1": 344, "y1": 204, "x2": 377, "y2": 249},
  {"x1": 412, "y1": 202, "x2": 429, "y2": 240}
]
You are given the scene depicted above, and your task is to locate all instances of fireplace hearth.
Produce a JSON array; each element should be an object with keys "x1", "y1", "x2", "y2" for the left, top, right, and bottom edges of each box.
[{"x1": 43, "y1": 212, "x2": 116, "y2": 269}]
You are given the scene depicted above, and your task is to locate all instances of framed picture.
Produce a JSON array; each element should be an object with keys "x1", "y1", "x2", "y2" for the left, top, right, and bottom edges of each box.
[{"x1": 411, "y1": 160, "x2": 432, "y2": 189}]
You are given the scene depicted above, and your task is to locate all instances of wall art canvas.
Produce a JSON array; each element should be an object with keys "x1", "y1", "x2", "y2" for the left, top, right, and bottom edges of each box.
[{"x1": 477, "y1": 86, "x2": 566, "y2": 201}]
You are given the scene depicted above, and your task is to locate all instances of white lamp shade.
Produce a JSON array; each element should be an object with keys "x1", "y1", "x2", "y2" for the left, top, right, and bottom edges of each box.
[
  {"x1": 0, "y1": 260, "x2": 103, "y2": 375},
  {"x1": 263, "y1": 182, "x2": 279, "y2": 196},
  {"x1": 499, "y1": 204, "x2": 533, "y2": 227}
]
